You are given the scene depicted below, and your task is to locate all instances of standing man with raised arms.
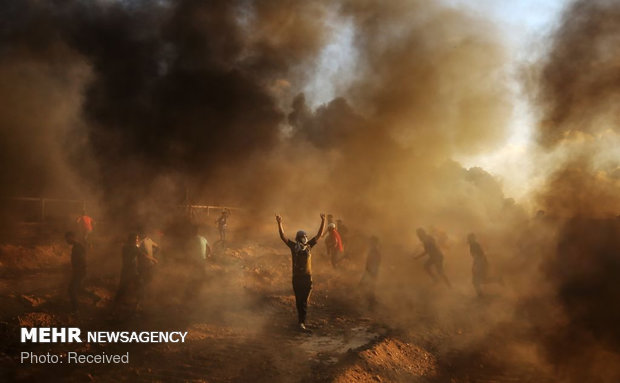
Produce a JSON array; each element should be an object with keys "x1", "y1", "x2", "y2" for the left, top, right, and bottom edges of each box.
[{"x1": 276, "y1": 213, "x2": 326, "y2": 332}]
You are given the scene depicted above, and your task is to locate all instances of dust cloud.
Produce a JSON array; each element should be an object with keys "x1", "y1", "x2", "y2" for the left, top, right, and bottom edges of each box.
[
  {"x1": 526, "y1": 0, "x2": 620, "y2": 381},
  {"x1": 0, "y1": 0, "x2": 618, "y2": 381}
]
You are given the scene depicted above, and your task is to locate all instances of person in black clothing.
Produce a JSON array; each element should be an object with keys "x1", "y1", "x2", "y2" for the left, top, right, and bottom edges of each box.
[
  {"x1": 276, "y1": 213, "x2": 326, "y2": 332},
  {"x1": 468, "y1": 233, "x2": 503, "y2": 297},
  {"x1": 414, "y1": 228, "x2": 451, "y2": 287},
  {"x1": 65, "y1": 231, "x2": 98, "y2": 312},
  {"x1": 114, "y1": 233, "x2": 142, "y2": 307},
  {"x1": 359, "y1": 236, "x2": 382, "y2": 310},
  {"x1": 216, "y1": 209, "x2": 230, "y2": 242}
]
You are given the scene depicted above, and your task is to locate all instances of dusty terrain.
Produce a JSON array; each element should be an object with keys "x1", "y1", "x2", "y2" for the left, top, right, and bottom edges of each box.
[{"x1": 0, "y1": 224, "x2": 556, "y2": 383}]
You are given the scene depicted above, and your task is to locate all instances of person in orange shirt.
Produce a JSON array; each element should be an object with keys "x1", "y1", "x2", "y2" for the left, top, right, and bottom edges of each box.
[
  {"x1": 325, "y1": 223, "x2": 344, "y2": 268},
  {"x1": 76, "y1": 209, "x2": 94, "y2": 244}
]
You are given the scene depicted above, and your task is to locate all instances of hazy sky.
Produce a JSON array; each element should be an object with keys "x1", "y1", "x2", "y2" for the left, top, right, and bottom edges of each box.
[
  {"x1": 302, "y1": 1, "x2": 573, "y2": 200},
  {"x1": 451, "y1": 0, "x2": 571, "y2": 199}
]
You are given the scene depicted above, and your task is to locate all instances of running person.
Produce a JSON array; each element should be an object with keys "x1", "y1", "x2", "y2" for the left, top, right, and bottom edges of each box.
[
  {"x1": 276, "y1": 213, "x2": 326, "y2": 332},
  {"x1": 414, "y1": 228, "x2": 451, "y2": 287}
]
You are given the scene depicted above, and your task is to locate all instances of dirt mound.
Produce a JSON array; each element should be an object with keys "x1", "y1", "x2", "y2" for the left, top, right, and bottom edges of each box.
[{"x1": 333, "y1": 338, "x2": 437, "y2": 383}]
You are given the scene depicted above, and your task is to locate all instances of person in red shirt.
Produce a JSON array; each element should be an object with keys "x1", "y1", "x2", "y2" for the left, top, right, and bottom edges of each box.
[
  {"x1": 76, "y1": 210, "x2": 94, "y2": 244},
  {"x1": 325, "y1": 223, "x2": 344, "y2": 268}
]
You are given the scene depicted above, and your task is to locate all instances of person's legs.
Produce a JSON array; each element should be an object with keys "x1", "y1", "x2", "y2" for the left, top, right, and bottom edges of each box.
[
  {"x1": 473, "y1": 273, "x2": 483, "y2": 296},
  {"x1": 137, "y1": 267, "x2": 153, "y2": 304},
  {"x1": 424, "y1": 259, "x2": 438, "y2": 282},
  {"x1": 184, "y1": 267, "x2": 205, "y2": 303},
  {"x1": 292, "y1": 276, "x2": 313, "y2": 324},
  {"x1": 366, "y1": 277, "x2": 378, "y2": 311},
  {"x1": 435, "y1": 261, "x2": 452, "y2": 288},
  {"x1": 329, "y1": 249, "x2": 338, "y2": 268},
  {"x1": 114, "y1": 277, "x2": 131, "y2": 305},
  {"x1": 68, "y1": 270, "x2": 83, "y2": 311}
]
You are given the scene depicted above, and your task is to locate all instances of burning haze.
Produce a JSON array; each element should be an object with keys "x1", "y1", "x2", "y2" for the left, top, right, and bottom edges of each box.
[{"x1": 0, "y1": 0, "x2": 619, "y2": 381}]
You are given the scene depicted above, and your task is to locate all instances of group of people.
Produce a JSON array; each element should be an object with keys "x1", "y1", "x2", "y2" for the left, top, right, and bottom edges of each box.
[
  {"x1": 275, "y1": 215, "x2": 504, "y2": 332},
  {"x1": 413, "y1": 228, "x2": 503, "y2": 295},
  {"x1": 65, "y1": 207, "x2": 501, "y2": 328},
  {"x1": 64, "y1": 209, "x2": 228, "y2": 313}
]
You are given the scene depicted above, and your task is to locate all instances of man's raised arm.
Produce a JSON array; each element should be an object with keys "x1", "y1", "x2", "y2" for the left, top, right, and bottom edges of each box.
[
  {"x1": 312, "y1": 213, "x2": 326, "y2": 242},
  {"x1": 276, "y1": 215, "x2": 288, "y2": 244}
]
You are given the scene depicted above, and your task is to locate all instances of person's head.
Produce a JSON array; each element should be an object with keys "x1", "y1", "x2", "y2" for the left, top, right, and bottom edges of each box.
[
  {"x1": 467, "y1": 233, "x2": 476, "y2": 244},
  {"x1": 127, "y1": 233, "x2": 139, "y2": 246},
  {"x1": 337, "y1": 219, "x2": 343, "y2": 225},
  {"x1": 416, "y1": 228, "x2": 426, "y2": 241},
  {"x1": 327, "y1": 223, "x2": 336, "y2": 232},
  {"x1": 65, "y1": 231, "x2": 77, "y2": 245},
  {"x1": 295, "y1": 230, "x2": 308, "y2": 244}
]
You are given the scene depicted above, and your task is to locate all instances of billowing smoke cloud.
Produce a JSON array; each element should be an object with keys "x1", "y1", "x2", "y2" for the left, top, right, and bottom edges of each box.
[
  {"x1": 280, "y1": 0, "x2": 516, "y2": 242},
  {"x1": 0, "y1": 0, "x2": 519, "y2": 232},
  {"x1": 531, "y1": 0, "x2": 620, "y2": 380},
  {"x1": 9, "y1": 0, "x2": 615, "y2": 380},
  {"x1": 0, "y1": 0, "x2": 334, "y2": 222},
  {"x1": 537, "y1": 0, "x2": 620, "y2": 146}
]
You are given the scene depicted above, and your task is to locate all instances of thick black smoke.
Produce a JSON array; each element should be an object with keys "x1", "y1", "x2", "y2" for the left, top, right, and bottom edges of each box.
[
  {"x1": 531, "y1": 0, "x2": 620, "y2": 381},
  {"x1": 0, "y1": 0, "x2": 331, "y2": 220},
  {"x1": 537, "y1": 0, "x2": 620, "y2": 145}
]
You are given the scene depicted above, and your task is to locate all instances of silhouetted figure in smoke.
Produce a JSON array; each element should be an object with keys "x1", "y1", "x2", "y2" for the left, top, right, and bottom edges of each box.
[
  {"x1": 325, "y1": 223, "x2": 344, "y2": 268},
  {"x1": 76, "y1": 209, "x2": 94, "y2": 245},
  {"x1": 337, "y1": 219, "x2": 349, "y2": 259},
  {"x1": 65, "y1": 231, "x2": 98, "y2": 312},
  {"x1": 276, "y1": 213, "x2": 326, "y2": 332},
  {"x1": 114, "y1": 233, "x2": 142, "y2": 309},
  {"x1": 216, "y1": 209, "x2": 230, "y2": 242},
  {"x1": 194, "y1": 225, "x2": 211, "y2": 261},
  {"x1": 359, "y1": 236, "x2": 382, "y2": 310},
  {"x1": 468, "y1": 233, "x2": 503, "y2": 297},
  {"x1": 183, "y1": 225, "x2": 210, "y2": 301},
  {"x1": 326, "y1": 214, "x2": 335, "y2": 227},
  {"x1": 138, "y1": 230, "x2": 159, "y2": 304},
  {"x1": 414, "y1": 228, "x2": 451, "y2": 287}
]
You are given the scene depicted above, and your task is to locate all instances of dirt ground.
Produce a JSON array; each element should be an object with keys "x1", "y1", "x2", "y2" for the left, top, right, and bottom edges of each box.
[{"x1": 0, "y1": 224, "x2": 556, "y2": 383}]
